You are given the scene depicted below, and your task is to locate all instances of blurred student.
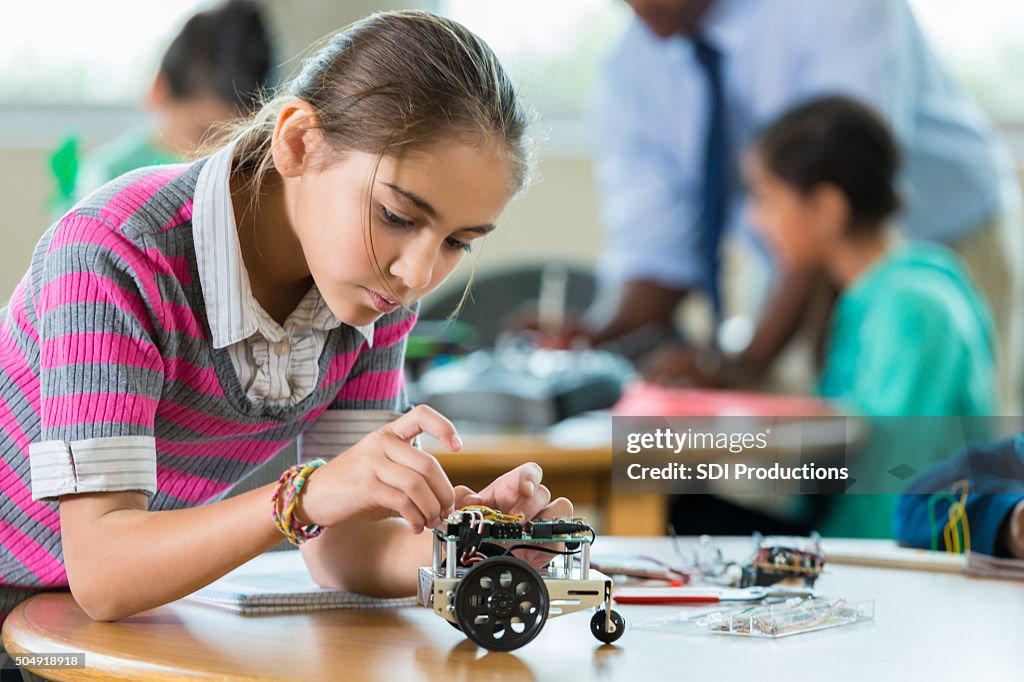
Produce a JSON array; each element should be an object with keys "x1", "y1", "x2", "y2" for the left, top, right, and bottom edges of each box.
[
  {"x1": 56, "y1": 0, "x2": 273, "y2": 210},
  {"x1": 743, "y1": 95, "x2": 996, "y2": 537},
  {"x1": 896, "y1": 434, "x2": 1024, "y2": 558},
  {"x1": 588, "y1": 0, "x2": 1022, "y2": 413}
]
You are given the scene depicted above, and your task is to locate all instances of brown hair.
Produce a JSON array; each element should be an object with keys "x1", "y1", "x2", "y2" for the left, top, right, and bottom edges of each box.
[
  {"x1": 161, "y1": 0, "x2": 273, "y2": 114},
  {"x1": 225, "y1": 10, "x2": 533, "y2": 309},
  {"x1": 755, "y1": 95, "x2": 901, "y2": 234}
]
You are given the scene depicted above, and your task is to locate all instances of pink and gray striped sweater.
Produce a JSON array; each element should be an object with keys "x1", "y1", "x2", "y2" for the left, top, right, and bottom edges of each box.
[{"x1": 0, "y1": 160, "x2": 415, "y2": 621}]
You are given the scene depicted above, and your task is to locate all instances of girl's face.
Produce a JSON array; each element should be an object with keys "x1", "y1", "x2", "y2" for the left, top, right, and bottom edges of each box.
[
  {"x1": 744, "y1": 151, "x2": 834, "y2": 270},
  {"x1": 284, "y1": 137, "x2": 513, "y2": 327}
]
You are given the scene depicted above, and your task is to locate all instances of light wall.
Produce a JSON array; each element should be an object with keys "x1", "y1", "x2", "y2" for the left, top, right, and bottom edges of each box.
[{"x1": 0, "y1": 150, "x2": 54, "y2": 300}]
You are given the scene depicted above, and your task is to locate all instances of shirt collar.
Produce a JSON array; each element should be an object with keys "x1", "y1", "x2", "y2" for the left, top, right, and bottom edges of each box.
[
  {"x1": 192, "y1": 138, "x2": 374, "y2": 349},
  {"x1": 697, "y1": 0, "x2": 745, "y2": 55}
]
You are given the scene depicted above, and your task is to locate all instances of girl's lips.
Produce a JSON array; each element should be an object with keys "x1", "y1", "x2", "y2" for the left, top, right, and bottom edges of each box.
[{"x1": 364, "y1": 287, "x2": 399, "y2": 313}]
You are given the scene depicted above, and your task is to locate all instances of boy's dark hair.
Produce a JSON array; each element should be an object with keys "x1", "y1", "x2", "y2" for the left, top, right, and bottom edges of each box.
[
  {"x1": 756, "y1": 95, "x2": 902, "y2": 232},
  {"x1": 160, "y1": 0, "x2": 273, "y2": 114}
]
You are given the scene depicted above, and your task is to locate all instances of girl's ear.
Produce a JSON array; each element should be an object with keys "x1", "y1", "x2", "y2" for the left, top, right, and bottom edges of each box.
[
  {"x1": 271, "y1": 101, "x2": 320, "y2": 178},
  {"x1": 808, "y1": 182, "x2": 851, "y2": 240},
  {"x1": 146, "y1": 73, "x2": 170, "y2": 110}
]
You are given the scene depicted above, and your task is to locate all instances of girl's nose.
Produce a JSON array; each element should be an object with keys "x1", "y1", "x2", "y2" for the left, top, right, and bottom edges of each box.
[{"x1": 390, "y1": 242, "x2": 434, "y2": 291}]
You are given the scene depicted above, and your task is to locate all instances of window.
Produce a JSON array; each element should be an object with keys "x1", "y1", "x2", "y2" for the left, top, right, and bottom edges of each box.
[
  {"x1": 909, "y1": 0, "x2": 1024, "y2": 124},
  {"x1": 440, "y1": 1, "x2": 630, "y2": 129},
  {"x1": 1, "y1": 1, "x2": 209, "y2": 104}
]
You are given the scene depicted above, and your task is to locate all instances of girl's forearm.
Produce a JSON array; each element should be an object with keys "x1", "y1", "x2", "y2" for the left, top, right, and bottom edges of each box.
[
  {"x1": 67, "y1": 483, "x2": 283, "y2": 620},
  {"x1": 300, "y1": 518, "x2": 431, "y2": 598}
]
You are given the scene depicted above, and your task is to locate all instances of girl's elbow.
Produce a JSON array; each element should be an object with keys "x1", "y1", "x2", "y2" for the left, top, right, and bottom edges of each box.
[
  {"x1": 75, "y1": 594, "x2": 128, "y2": 622},
  {"x1": 70, "y1": 581, "x2": 137, "y2": 622},
  {"x1": 300, "y1": 548, "x2": 351, "y2": 591}
]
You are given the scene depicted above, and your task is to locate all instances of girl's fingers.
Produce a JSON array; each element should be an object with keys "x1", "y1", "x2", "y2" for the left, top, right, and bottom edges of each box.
[
  {"x1": 479, "y1": 462, "x2": 543, "y2": 512},
  {"x1": 514, "y1": 497, "x2": 575, "y2": 568},
  {"x1": 379, "y1": 437, "x2": 455, "y2": 515},
  {"x1": 377, "y1": 483, "x2": 429, "y2": 533},
  {"x1": 453, "y1": 485, "x2": 482, "y2": 513},
  {"x1": 384, "y1": 404, "x2": 462, "y2": 451},
  {"x1": 375, "y1": 459, "x2": 445, "y2": 530},
  {"x1": 537, "y1": 496, "x2": 574, "y2": 521},
  {"x1": 510, "y1": 484, "x2": 551, "y2": 520},
  {"x1": 516, "y1": 463, "x2": 543, "y2": 496}
]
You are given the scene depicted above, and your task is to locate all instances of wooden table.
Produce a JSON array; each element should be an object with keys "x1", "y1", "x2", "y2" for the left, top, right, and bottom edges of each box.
[
  {"x1": 5, "y1": 538, "x2": 1021, "y2": 681},
  {"x1": 427, "y1": 434, "x2": 666, "y2": 536}
]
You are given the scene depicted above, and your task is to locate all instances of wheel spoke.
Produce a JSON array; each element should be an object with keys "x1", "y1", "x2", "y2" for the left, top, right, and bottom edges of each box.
[{"x1": 454, "y1": 556, "x2": 550, "y2": 651}]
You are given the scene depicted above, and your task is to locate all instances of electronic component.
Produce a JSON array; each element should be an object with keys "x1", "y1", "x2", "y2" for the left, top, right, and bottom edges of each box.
[
  {"x1": 739, "y1": 534, "x2": 826, "y2": 588},
  {"x1": 696, "y1": 597, "x2": 874, "y2": 638},
  {"x1": 419, "y1": 505, "x2": 625, "y2": 651}
]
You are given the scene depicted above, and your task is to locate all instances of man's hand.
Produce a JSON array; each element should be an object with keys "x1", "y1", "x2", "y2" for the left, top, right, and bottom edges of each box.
[{"x1": 637, "y1": 342, "x2": 726, "y2": 388}]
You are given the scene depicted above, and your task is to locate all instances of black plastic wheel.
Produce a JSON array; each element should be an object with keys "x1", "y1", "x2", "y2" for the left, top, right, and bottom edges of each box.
[
  {"x1": 590, "y1": 609, "x2": 625, "y2": 644},
  {"x1": 453, "y1": 556, "x2": 549, "y2": 651}
]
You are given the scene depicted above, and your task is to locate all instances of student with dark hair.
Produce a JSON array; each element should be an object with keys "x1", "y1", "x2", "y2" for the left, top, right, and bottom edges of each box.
[
  {"x1": 744, "y1": 95, "x2": 996, "y2": 536},
  {"x1": 67, "y1": 0, "x2": 274, "y2": 204},
  {"x1": 748, "y1": 95, "x2": 994, "y2": 418}
]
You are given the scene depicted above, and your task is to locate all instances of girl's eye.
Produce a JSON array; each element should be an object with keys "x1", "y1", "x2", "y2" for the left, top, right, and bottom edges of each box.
[
  {"x1": 445, "y1": 237, "x2": 472, "y2": 253},
  {"x1": 381, "y1": 205, "x2": 413, "y2": 227}
]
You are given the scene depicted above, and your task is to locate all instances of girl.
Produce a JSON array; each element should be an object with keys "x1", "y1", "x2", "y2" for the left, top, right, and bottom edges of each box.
[
  {"x1": 58, "y1": 0, "x2": 274, "y2": 212},
  {"x1": 745, "y1": 95, "x2": 996, "y2": 537},
  {"x1": 0, "y1": 10, "x2": 569, "y2": 633}
]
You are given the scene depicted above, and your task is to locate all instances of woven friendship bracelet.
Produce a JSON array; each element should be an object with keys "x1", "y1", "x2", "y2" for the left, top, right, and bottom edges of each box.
[{"x1": 272, "y1": 459, "x2": 327, "y2": 545}]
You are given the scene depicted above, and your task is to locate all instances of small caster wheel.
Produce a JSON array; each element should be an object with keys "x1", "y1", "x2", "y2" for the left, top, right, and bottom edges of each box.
[
  {"x1": 591, "y1": 609, "x2": 625, "y2": 644},
  {"x1": 453, "y1": 556, "x2": 549, "y2": 651}
]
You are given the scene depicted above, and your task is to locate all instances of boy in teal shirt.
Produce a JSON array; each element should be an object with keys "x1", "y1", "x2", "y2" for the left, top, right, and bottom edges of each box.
[{"x1": 746, "y1": 96, "x2": 996, "y2": 537}]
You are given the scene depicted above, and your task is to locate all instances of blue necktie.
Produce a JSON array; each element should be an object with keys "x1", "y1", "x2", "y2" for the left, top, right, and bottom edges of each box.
[{"x1": 692, "y1": 36, "x2": 729, "y2": 323}]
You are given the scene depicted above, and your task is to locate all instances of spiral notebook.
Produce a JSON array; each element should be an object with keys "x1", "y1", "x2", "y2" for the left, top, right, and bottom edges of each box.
[{"x1": 186, "y1": 550, "x2": 419, "y2": 615}]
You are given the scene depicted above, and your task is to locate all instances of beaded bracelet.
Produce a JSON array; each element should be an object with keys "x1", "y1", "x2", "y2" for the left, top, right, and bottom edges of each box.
[{"x1": 271, "y1": 459, "x2": 326, "y2": 545}]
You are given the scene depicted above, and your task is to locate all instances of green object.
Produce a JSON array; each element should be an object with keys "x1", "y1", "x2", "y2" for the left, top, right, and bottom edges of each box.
[
  {"x1": 815, "y1": 243, "x2": 996, "y2": 538},
  {"x1": 75, "y1": 126, "x2": 181, "y2": 198},
  {"x1": 406, "y1": 319, "x2": 478, "y2": 360},
  {"x1": 48, "y1": 127, "x2": 183, "y2": 219},
  {"x1": 48, "y1": 134, "x2": 80, "y2": 209}
]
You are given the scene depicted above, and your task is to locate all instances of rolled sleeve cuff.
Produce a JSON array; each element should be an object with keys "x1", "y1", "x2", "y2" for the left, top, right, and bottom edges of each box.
[
  {"x1": 298, "y1": 410, "x2": 401, "y2": 463},
  {"x1": 29, "y1": 436, "x2": 157, "y2": 502}
]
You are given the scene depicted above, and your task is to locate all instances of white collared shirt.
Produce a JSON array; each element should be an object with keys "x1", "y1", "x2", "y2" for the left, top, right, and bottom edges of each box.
[{"x1": 192, "y1": 139, "x2": 375, "y2": 407}]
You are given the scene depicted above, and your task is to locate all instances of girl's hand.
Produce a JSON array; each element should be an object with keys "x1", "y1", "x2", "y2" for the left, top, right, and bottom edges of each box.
[
  {"x1": 453, "y1": 463, "x2": 574, "y2": 569},
  {"x1": 299, "y1": 405, "x2": 460, "y2": 534}
]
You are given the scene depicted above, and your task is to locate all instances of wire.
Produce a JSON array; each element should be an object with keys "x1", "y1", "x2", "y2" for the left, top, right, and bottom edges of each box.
[
  {"x1": 945, "y1": 479, "x2": 971, "y2": 554},
  {"x1": 927, "y1": 492, "x2": 958, "y2": 552},
  {"x1": 502, "y1": 544, "x2": 582, "y2": 557},
  {"x1": 928, "y1": 481, "x2": 972, "y2": 554}
]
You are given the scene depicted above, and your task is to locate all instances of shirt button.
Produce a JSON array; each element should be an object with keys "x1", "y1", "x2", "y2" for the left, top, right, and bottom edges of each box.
[{"x1": 274, "y1": 340, "x2": 291, "y2": 356}]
